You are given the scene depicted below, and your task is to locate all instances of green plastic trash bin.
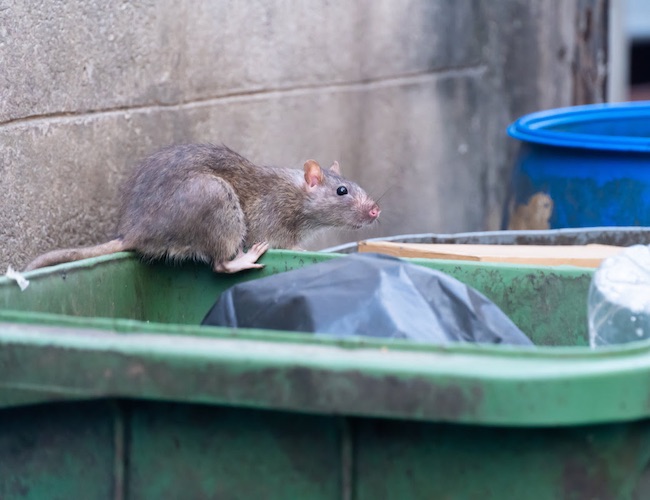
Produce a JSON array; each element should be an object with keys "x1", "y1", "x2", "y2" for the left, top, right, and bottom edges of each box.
[{"x1": 0, "y1": 250, "x2": 649, "y2": 499}]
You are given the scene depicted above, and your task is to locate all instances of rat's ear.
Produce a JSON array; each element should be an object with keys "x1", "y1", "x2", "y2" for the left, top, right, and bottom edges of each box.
[
  {"x1": 329, "y1": 161, "x2": 341, "y2": 175},
  {"x1": 304, "y1": 160, "x2": 324, "y2": 188}
]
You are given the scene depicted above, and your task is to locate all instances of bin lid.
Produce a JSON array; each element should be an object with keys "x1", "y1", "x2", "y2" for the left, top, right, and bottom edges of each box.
[{"x1": 507, "y1": 101, "x2": 650, "y2": 152}]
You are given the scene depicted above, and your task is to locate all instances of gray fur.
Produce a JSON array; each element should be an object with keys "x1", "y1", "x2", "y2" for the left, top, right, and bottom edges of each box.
[{"x1": 25, "y1": 144, "x2": 380, "y2": 272}]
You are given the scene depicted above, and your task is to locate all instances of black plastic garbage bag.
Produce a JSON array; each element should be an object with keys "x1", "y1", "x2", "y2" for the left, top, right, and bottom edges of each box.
[{"x1": 202, "y1": 253, "x2": 534, "y2": 346}]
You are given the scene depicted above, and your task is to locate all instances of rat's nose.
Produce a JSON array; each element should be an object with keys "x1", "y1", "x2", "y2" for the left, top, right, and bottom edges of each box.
[{"x1": 369, "y1": 204, "x2": 380, "y2": 219}]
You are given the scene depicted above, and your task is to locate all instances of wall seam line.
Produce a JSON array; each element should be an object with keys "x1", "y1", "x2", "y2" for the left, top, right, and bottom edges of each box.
[{"x1": 0, "y1": 64, "x2": 487, "y2": 129}]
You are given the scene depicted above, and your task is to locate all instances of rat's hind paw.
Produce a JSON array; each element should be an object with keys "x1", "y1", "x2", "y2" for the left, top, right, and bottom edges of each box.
[{"x1": 213, "y1": 242, "x2": 269, "y2": 274}]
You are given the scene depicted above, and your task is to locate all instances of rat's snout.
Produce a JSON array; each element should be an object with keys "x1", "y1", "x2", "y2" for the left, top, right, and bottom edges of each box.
[{"x1": 351, "y1": 195, "x2": 381, "y2": 228}]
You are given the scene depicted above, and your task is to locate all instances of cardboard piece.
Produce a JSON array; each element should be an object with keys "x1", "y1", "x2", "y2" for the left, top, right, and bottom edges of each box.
[{"x1": 357, "y1": 241, "x2": 625, "y2": 268}]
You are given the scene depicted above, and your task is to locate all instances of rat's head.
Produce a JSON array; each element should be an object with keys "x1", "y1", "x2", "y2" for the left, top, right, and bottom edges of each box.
[{"x1": 302, "y1": 159, "x2": 380, "y2": 229}]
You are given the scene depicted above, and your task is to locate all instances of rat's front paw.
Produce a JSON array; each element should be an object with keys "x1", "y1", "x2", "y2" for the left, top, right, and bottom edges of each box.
[{"x1": 214, "y1": 242, "x2": 269, "y2": 273}]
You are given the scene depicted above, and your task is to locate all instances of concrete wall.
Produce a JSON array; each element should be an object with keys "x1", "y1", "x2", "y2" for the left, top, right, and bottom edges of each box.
[{"x1": 1, "y1": 0, "x2": 607, "y2": 269}]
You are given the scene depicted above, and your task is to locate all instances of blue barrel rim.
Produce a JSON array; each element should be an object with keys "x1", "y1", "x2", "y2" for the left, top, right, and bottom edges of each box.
[{"x1": 507, "y1": 101, "x2": 650, "y2": 152}]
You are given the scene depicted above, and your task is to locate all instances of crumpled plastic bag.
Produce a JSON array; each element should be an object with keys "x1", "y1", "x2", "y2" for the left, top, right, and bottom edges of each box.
[{"x1": 201, "y1": 253, "x2": 533, "y2": 346}]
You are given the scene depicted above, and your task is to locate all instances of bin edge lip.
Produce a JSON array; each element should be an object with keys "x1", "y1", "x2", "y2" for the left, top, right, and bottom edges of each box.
[
  {"x1": 507, "y1": 101, "x2": 650, "y2": 152},
  {"x1": 4, "y1": 320, "x2": 650, "y2": 427},
  {"x1": 7, "y1": 309, "x2": 650, "y2": 371},
  {"x1": 319, "y1": 227, "x2": 650, "y2": 253}
]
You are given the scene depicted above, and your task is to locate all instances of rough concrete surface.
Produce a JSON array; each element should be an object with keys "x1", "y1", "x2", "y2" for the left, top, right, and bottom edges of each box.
[{"x1": 0, "y1": 0, "x2": 606, "y2": 269}]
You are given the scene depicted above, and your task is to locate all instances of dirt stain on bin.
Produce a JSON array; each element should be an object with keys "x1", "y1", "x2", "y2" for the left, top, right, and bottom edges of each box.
[
  {"x1": 562, "y1": 455, "x2": 613, "y2": 499},
  {"x1": 508, "y1": 192, "x2": 554, "y2": 230},
  {"x1": 238, "y1": 367, "x2": 484, "y2": 421}
]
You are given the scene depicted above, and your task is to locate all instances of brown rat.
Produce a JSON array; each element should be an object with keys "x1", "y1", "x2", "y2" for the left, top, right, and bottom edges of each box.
[{"x1": 24, "y1": 144, "x2": 381, "y2": 273}]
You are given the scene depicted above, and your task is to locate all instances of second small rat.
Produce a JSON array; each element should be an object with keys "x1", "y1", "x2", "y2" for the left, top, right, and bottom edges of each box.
[{"x1": 25, "y1": 144, "x2": 381, "y2": 273}]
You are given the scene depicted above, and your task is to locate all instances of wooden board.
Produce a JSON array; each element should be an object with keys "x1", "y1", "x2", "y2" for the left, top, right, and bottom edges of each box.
[{"x1": 357, "y1": 241, "x2": 625, "y2": 268}]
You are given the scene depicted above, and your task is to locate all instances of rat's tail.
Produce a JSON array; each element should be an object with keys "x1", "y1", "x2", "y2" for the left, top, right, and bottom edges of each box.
[{"x1": 24, "y1": 239, "x2": 127, "y2": 271}]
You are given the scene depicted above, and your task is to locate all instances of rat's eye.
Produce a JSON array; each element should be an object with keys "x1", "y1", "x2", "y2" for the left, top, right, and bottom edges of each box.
[{"x1": 336, "y1": 186, "x2": 348, "y2": 196}]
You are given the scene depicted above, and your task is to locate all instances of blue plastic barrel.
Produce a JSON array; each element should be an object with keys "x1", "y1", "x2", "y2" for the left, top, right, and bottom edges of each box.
[{"x1": 505, "y1": 101, "x2": 650, "y2": 229}]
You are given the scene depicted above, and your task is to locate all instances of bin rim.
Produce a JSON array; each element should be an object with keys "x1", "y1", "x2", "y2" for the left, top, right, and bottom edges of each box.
[
  {"x1": 507, "y1": 100, "x2": 650, "y2": 152},
  {"x1": 4, "y1": 306, "x2": 650, "y2": 358},
  {"x1": 320, "y1": 227, "x2": 650, "y2": 254},
  {"x1": 4, "y1": 309, "x2": 650, "y2": 428}
]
